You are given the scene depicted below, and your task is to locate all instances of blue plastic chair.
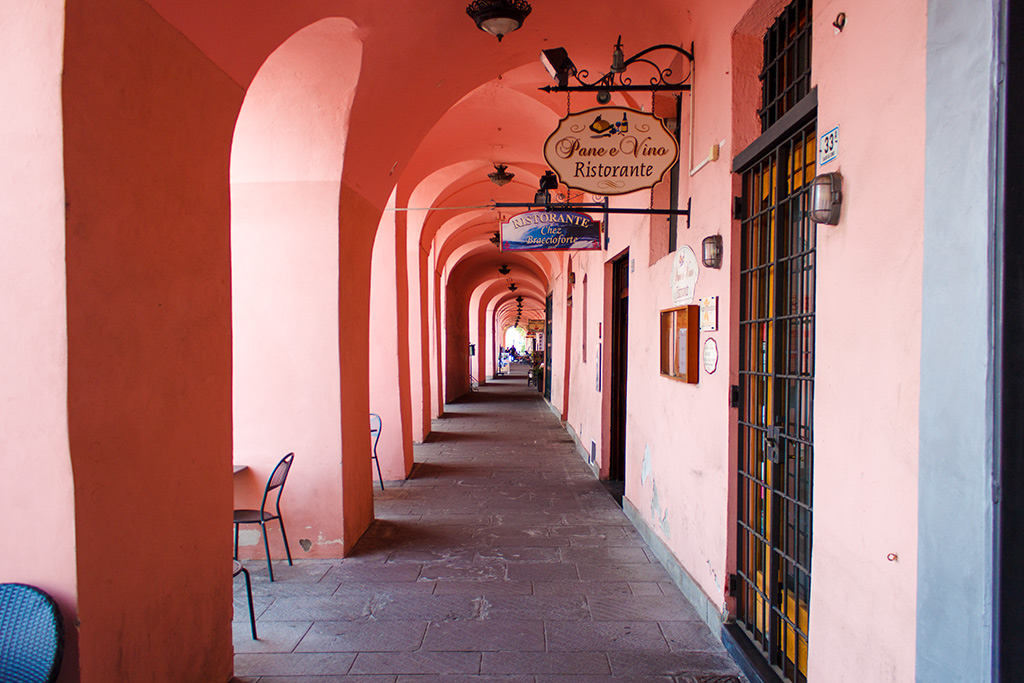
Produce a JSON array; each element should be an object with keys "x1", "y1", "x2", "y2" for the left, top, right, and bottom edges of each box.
[{"x1": 0, "y1": 583, "x2": 64, "y2": 683}]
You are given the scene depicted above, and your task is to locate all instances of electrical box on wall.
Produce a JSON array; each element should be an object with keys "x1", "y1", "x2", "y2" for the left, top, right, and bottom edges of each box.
[{"x1": 659, "y1": 305, "x2": 699, "y2": 383}]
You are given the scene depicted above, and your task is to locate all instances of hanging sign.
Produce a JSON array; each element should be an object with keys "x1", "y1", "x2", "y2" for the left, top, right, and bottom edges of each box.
[
  {"x1": 543, "y1": 106, "x2": 679, "y2": 196},
  {"x1": 527, "y1": 319, "x2": 544, "y2": 332},
  {"x1": 501, "y1": 210, "x2": 602, "y2": 251}
]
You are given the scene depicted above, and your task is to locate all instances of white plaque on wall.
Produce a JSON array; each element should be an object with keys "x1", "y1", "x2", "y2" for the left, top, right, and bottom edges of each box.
[
  {"x1": 699, "y1": 296, "x2": 718, "y2": 331},
  {"x1": 703, "y1": 338, "x2": 719, "y2": 374},
  {"x1": 671, "y1": 246, "x2": 699, "y2": 305}
]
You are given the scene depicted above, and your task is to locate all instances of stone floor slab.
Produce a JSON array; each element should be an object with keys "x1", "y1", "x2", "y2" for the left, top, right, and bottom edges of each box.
[
  {"x1": 234, "y1": 376, "x2": 745, "y2": 682},
  {"x1": 349, "y1": 652, "x2": 481, "y2": 675},
  {"x1": 295, "y1": 620, "x2": 428, "y2": 652},
  {"x1": 545, "y1": 621, "x2": 670, "y2": 652},
  {"x1": 422, "y1": 619, "x2": 546, "y2": 652},
  {"x1": 481, "y1": 651, "x2": 611, "y2": 675}
]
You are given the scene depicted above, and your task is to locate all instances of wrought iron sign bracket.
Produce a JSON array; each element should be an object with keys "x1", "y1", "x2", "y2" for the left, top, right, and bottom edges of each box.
[{"x1": 539, "y1": 38, "x2": 694, "y2": 95}]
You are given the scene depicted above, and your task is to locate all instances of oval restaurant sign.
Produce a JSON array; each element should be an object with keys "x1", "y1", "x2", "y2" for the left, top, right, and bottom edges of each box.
[
  {"x1": 501, "y1": 210, "x2": 601, "y2": 251},
  {"x1": 543, "y1": 106, "x2": 679, "y2": 196}
]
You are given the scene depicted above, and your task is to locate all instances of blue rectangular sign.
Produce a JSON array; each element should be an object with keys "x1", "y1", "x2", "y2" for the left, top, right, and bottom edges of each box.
[{"x1": 500, "y1": 210, "x2": 602, "y2": 251}]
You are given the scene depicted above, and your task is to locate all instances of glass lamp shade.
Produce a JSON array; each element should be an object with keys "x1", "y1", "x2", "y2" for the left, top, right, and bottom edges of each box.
[
  {"x1": 481, "y1": 16, "x2": 520, "y2": 38},
  {"x1": 701, "y1": 235, "x2": 723, "y2": 269},
  {"x1": 809, "y1": 172, "x2": 843, "y2": 225},
  {"x1": 610, "y1": 38, "x2": 626, "y2": 73},
  {"x1": 466, "y1": 0, "x2": 532, "y2": 41}
]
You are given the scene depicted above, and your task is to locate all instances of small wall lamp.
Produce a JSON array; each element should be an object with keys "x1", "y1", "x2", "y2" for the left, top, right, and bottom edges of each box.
[
  {"x1": 809, "y1": 172, "x2": 843, "y2": 225},
  {"x1": 701, "y1": 235, "x2": 723, "y2": 269},
  {"x1": 540, "y1": 47, "x2": 577, "y2": 87},
  {"x1": 533, "y1": 170, "x2": 559, "y2": 206}
]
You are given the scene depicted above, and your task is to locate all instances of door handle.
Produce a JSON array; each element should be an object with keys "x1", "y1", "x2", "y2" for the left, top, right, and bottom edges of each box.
[{"x1": 765, "y1": 426, "x2": 783, "y2": 464}]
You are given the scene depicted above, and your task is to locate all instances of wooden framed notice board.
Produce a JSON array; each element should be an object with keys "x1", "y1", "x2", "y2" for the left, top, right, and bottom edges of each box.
[{"x1": 660, "y1": 305, "x2": 699, "y2": 383}]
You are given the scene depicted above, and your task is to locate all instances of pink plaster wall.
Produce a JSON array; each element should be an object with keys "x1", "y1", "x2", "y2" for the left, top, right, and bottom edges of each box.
[
  {"x1": 63, "y1": 0, "x2": 241, "y2": 678},
  {"x1": 806, "y1": 1, "x2": 925, "y2": 678},
  {"x1": 564, "y1": 259, "x2": 605, "y2": 464},
  {"x1": 0, "y1": 2, "x2": 79, "y2": 681},
  {"x1": 336, "y1": 185, "x2": 379, "y2": 550},
  {"x1": 408, "y1": 215, "x2": 432, "y2": 440},
  {"x1": 470, "y1": 286, "x2": 487, "y2": 385},
  {"x1": 231, "y1": 181, "x2": 346, "y2": 556},
  {"x1": 556, "y1": 1, "x2": 927, "y2": 680},
  {"x1": 430, "y1": 256, "x2": 442, "y2": 414},
  {"x1": 231, "y1": 19, "x2": 368, "y2": 557},
  {"x1": 370, "y1": 196, "x2": 415, "y2": 482},
  {"x1": 444, "y1": 275, "x2": 472, "y2": 401}
]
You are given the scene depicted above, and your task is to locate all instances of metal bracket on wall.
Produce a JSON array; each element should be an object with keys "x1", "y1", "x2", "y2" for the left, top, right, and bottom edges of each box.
[{"x1": 539, "y1": 39, "x2": 694, "y2": 96}]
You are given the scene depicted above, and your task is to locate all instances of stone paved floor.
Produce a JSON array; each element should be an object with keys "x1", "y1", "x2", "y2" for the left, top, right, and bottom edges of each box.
[{"x1": 233, "y1": 369, "x2": 746, "y2": 682}]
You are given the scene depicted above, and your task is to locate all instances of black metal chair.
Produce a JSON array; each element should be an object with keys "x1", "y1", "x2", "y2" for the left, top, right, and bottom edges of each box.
[
  {"x1": 234, "y1": 452, "x2": 294, "y2": 581},
  {"x1": 0, "y1": 583, "x2": 64, "y2": 683},
  {"x1": 232, "y1": 560, "x2": 257, "y2": 639},
  {"x1": 369, "y1": 413, "x2": 384, "y2": 490}
]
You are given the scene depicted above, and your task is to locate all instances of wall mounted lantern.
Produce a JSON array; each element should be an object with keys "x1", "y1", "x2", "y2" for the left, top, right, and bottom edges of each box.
[
  {"x1": 466, "y1": 0, "x2": 531, "y2": 42},
  {"x1": 808, "y1": 172, "x2": 843, "y2": 225},
  {"x1": 498, "y1": 264, "x2": 511, "y2": 275},
  {"x1": 488, "y1": 163, "x2": 515, "y2": 186},
  {"x1": 701, "y1": 234, "x2": 723, "y2": 269},
  {"x1": 533, "y1": 170, "x2": 560, "y2": 206},
  {"x1": 540, "y1": 47, "x2": 577, "y2": 88}
]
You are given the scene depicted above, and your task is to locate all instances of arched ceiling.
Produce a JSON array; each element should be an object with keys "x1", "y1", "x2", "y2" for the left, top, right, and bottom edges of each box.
[{"x1": 159, "y1": 0, "x2": 695, "y2": 333}]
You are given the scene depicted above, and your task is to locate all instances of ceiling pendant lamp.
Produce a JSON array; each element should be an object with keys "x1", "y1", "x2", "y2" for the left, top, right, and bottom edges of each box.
[
  {"x1": 466, "y1": 0, "x2": 532, "y2": 42},
  {"x1": 488, "y1": 163, "x2": 515, "y2": 186}
]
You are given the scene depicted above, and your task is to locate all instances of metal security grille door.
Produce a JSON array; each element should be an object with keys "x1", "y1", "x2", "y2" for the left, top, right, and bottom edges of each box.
[
  {"x1": 736, "y1": 120, "x2": 816, "y2": 683},
  {"x1": 733, "y1": 3, "x2": 814, "y2": 680}
]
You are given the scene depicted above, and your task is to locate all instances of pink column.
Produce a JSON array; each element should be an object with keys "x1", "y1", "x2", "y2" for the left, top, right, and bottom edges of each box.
[{"x1": 63, "y1": 0, "x2": 240, "y2": 678}]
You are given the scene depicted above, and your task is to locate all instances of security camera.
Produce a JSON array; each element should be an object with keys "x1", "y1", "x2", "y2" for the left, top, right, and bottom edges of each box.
[{"x1": 596, "y1": 90, "x2": 611, "y2": 105}]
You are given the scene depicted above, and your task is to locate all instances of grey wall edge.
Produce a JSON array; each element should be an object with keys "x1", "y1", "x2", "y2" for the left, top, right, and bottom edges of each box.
[
  {"x1": 918, "y1": 0, "x2": 1000, "y2": 680},
  {"x1": 621, "y1": 500, "x2": 725, "y2": 636},
  {"x1": 562, "y1": 420, "x2": 722, "y2": 634}
]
